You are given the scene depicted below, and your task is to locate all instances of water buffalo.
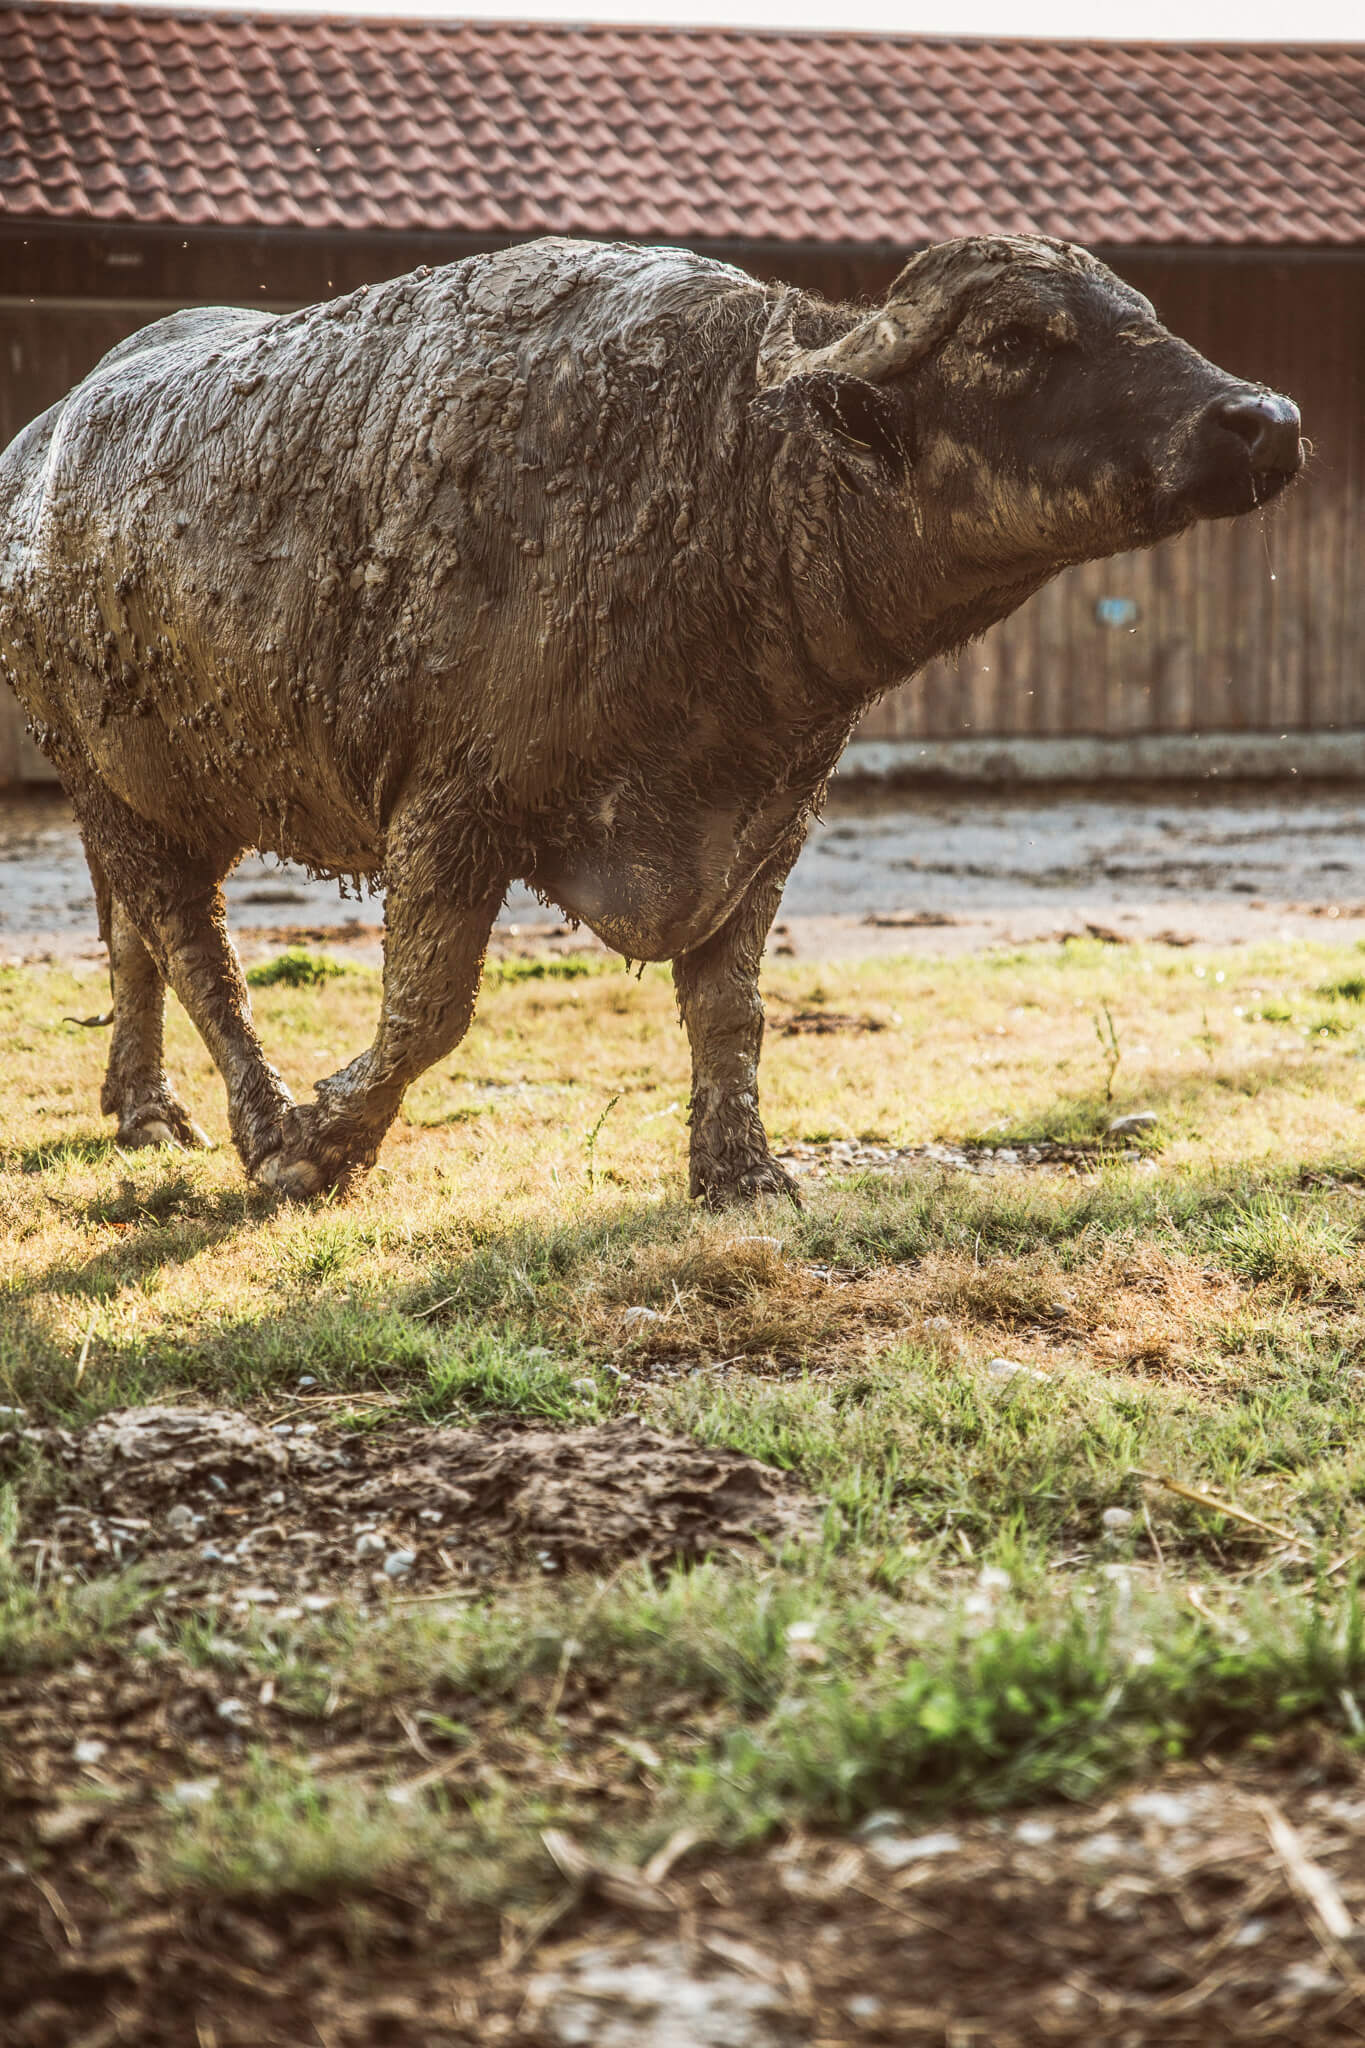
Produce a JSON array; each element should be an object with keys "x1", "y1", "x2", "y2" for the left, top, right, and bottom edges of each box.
[{"x1": 0, "y1": 234, "x2": 1302, "y2": 1201}]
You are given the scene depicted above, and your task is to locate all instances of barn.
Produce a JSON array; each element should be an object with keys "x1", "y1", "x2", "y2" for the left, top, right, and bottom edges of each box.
[{"x1": 1, "y1": 2, "x2": 1362, "y2": 784}]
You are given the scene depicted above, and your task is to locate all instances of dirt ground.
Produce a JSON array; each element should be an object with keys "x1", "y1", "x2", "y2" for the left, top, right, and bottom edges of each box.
[
  {"x1": 7, "y1": 1603, "x2": 1365, "y2": 2048},
  {"x1": 4, "y1": 779, "x2": 1365, "y2": 967}
]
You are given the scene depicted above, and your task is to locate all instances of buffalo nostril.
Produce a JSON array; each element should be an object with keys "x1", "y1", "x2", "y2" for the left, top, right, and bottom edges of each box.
[{"x1": 1213, "y1": 392, "x2": 1303, "y2": 474}]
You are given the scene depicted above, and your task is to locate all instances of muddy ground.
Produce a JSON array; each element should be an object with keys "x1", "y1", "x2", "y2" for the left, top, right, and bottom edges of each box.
[
  {"x1": 6, "y1": 1404, "x2": 1365, "y2": 2046},
  {"x1": 4, "y1": 780, "x2": 1365, "y2": 966}
]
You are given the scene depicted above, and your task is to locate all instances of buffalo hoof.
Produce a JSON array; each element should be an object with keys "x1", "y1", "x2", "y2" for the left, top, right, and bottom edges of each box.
[
  {"x1": 254, "y1": 1151, "x2": 327, "y2": 1200},
  {"x1": 693, "y1": 1155, "x2": 802, "y2": 1210},
  {"x1": 116, "y1": 1102, "x2": 215, "y2": 1151}
]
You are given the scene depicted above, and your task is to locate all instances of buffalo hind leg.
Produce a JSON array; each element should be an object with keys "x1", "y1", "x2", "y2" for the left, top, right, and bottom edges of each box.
[
  {"x1": 254, "y1": 799, "x2": 506, "y2": 1196},
  {"x1": 101, "y1": 898, "x2": 214, "y2": 1149},
  {"x1": 672, "y1": 833, "x2": 804, "y2": 1209},
  {"x1": 76, "y1": 805, "x2": 297, "y2": 1178},
  {"x1": 84, "y1": 848, "x2": 212, "y2": 1150}
]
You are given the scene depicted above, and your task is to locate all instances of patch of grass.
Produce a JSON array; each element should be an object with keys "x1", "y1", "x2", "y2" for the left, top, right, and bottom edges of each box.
[
  {"x1": 409, "y1": 1322, "x2": 602, "y2": 1423},
  {"x1": 483, "y1": 956, "x2": 600, "y2": 987},
  {"x1": 0, "y1": 1484, "x2": 145, "y2": 1672},
  {"x1": 161, "y1": 1751, "x2": 454, "y2": 1902},
  {"x1": 695, "y1": 1569, "x2": 1365, "y2": 1829},
  {"x1": 245, "y1": 948, "x2": 353, "y2": 989}
]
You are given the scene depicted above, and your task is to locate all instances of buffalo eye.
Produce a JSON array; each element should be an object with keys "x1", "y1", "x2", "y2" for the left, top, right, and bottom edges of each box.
[{"x1": 986, "y1": 324, "x2": 1037, "y2": 364}]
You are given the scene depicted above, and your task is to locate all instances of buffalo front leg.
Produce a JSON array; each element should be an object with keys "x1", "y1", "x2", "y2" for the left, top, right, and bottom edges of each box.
[
  {"x1": 256, "y1": 812, "x2": 506, "y2": 1196},
  {"x1": 672, "y1": 836, "x2": 803, "y2": 1208}
]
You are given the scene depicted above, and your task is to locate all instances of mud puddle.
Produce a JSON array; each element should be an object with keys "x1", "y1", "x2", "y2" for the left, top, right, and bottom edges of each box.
[{"x1": 1, "y1": 1407, "x2": 812, "y2": 1616}]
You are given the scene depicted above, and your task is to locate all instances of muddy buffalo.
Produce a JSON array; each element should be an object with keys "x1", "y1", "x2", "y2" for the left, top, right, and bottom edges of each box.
[{"x1": 0, "y1": 235, "x2": 1302, "y2": 1201}]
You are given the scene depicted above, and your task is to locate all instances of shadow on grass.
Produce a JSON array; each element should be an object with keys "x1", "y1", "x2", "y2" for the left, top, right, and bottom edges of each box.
[
  {"x1": 6, "y1": 1130, "x2": 130, "y2": 1173},
  {"x1": 0, "y1": 1280, "x2": 604, "y2": 1428},
  {"x1": 30, "y1": 1203, "x2": 258, "y2": 1302}
]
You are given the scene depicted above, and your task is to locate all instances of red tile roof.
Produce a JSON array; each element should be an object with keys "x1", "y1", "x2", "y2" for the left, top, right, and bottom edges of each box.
[{"x1": 1, "y1": 3, "x2": 1362, "y2": 249}]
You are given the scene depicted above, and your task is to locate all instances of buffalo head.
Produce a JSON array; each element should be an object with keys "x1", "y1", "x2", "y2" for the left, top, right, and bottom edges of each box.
[{"x1": 753, "y1": 235, "x2": 1303, "y2": 594}]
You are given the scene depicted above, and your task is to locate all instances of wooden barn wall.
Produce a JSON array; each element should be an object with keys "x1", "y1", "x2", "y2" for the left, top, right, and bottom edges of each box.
[
  {"x1": 0, "y1": 241, "x2": 1361, "y2": 779},
  {"x1": 857, "y1": 255, "x2": 1365, "y2": 743}
]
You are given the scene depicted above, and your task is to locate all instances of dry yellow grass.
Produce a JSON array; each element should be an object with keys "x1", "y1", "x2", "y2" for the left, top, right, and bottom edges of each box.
[{"x1": 4, "y1": 936, "x2": 1365, "y2": 1419}]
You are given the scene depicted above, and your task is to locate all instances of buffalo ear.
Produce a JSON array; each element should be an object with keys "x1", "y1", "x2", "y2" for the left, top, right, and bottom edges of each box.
[{"x1": 752, "y1": 370, "x2": 913, "y2": 470}]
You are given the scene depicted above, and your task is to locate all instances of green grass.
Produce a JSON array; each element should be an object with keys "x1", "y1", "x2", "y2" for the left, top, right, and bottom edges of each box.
[
  {"x1": 0, "y1": 1482, "x2": 146, "y2": 1673},
  {"x1": 244, "y1": 948, "x2": 355, "y2": 988},
  {"x1": 6, "y1": 935, "x2": 1365, "y2": 1922}
]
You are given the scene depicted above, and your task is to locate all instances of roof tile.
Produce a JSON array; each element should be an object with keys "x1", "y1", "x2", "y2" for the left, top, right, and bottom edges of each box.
[{"x1": 0, "y1": 4, "x2": 1360, "y2": 247}]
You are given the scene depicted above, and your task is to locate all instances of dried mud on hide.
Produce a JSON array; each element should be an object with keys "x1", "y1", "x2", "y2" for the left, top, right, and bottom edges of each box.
[{"x1": 2, "y1": 1409, "x2": 813, "y2": 1612}]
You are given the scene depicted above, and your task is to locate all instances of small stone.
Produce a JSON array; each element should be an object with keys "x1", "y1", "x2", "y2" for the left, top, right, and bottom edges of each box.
[
  {"x1": 216, "y1": 1697, "x2": 250, "y2": 1727},
  {"x1": 169, "y1": 1777, "x2": 219, "y2": 1807},
  {"x1": 622, "y1": 1306, "x2": 664, "y2": 1325},
  {"x1": 1102, "y1": 1507, "x2": 1135, "y2": 1533},
  {"x1": 1106, "y1": 1111, "x2": 1159, "y2": 1136},
  {"x1": 1080, "y1": 1831, "x2": 1127, "y2": 1863},
  {"x1": 1129, "y1": 1790, "x2": 1197, "y2": 1827},
  {"x1": 1281, "y1": 1960, "x2": 1339, "y2": 1998},
  {"x1": 296, "y1": 1375, "x2": 318, "y2": 1389},
  {"x1": 264, "y1": 1488, "x2": 286, "y2": 1506},
  {"x1": 73, "y1": 1738, "x2": 107, "y2": 1765},
  {"x1": 164, "y1": 1503, "x2": 195, "y2": 1533},
  {"x1": 36, "y1": 1803, "x2": 105, "y2": 1845},
  {"x1": 199, "y1": 1544, "x2": 227, "y2": 1563},
  {"x1": 271, "y1": 1424, "x2": 294, "y2": 1437},
  {"x1": 301, "y1": 1594, "x2": 333, "y2": 1612},
  {"x1": 383, "y1": 1548, "x2": 416, "y2": 1579},
  {"x1": 1014, "y1": 1818, "x2": 1056, "y2": 1846},
  {"x1": 0, "y1": 1405, "x2": 27, "y2": 1424},
  {"x1": 986, "y1": 1358, "x2": 1049, "y2": 1385},
  {"x1": 865, "y1": 1828, "x2": 963, "y2": 1870},
  {"x1": 1230, "y1": 1916, "x2": 1270, "y2": 1949},
  {"x1": 355, "y1": 1530, "x2": 386, "y2": 1558},
  {"x1": 855, "y1": 1809, "x2": 907, "y2": 1840},
  {"x1": 572, "y1": 1378, "x2": 598, "y2": 1398},
  {"x1": 233, "y1": 1586, "x2": 279, "y2": 1604}
]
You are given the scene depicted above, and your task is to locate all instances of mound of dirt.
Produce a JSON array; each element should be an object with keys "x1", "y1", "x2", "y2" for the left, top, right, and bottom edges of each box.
[{"x1": 2, "y1": 1409, "x2": 812, "y2": 1612}]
